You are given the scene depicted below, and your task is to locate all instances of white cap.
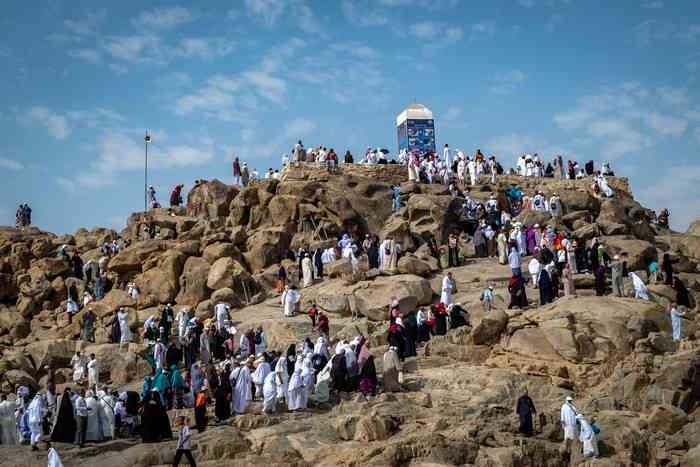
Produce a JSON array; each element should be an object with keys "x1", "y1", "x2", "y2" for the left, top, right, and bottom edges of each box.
[{"x1": 566, "y1": 396, "x2": 573, "y2": 402}]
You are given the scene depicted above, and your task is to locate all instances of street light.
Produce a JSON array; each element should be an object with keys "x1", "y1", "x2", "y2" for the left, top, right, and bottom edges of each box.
[{"x1": 144, "y1": 131, "x2": 151, "y2": 212}]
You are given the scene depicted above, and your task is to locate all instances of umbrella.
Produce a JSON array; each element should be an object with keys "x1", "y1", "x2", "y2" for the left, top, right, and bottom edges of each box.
[{"x1": 379, "y1": 148, "x2": 390, "y2": 154}]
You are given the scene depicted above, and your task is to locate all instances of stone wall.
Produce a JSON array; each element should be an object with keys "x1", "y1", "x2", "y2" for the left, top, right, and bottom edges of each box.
[
  {"x1": 281, "y1": 162, "x2": 405, "y2": 184},
  {"x1": 281, "y1": 162, "x2": 631, "y2": 195}
]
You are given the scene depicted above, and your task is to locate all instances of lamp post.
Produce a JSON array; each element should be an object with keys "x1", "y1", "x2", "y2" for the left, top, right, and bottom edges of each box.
[{"x1": 144, "y1": 131, "x2": 151, "y2": 212}]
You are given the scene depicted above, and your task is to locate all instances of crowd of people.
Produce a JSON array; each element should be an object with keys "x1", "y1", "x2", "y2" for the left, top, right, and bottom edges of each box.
[{"x1": 2, "y1": 142, "x2": 693, "y2": 466}]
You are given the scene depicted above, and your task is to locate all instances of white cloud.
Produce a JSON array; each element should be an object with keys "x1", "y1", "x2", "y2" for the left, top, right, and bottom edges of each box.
[
  {"x1": 0, "y1": 157, "x2": 23, "y2": 171},
  {"x1": 490, "y1": 70, "x2": 528, "y2": 95},
  {"x1": 172, "y1": 37, "x2": 236, "y2": 60},
  {"x1": 67, "y1": 48, "x2": 102, "y2": 64},
  {"x1": 244, "y1": 0, "x2": 287, "y2": 26},
  {"x1": 131, "y1": 6, "x2": 196, "y2": 29},
  {"x1": 330, "y1": 42, "x2": 380, "y2": 60},
  {"x1": 441, "y1": 106, "x2": 468, "y2": 129},
  {"x1": 341, "y1": 0, "x2": 388, "y2": 27},
  {"x1": 642, "y1": 1, "x2": 664, "y2": 8},
  {"x1": 63, "y1": 9, "x2": 107, "y2": 37},
  {"x1": 410, "y1": 22, "x2": 440, "y2": 39},
  {"x1": 58, "y1": 132, "x2": 214, "y2": 192},
  {"x1": 174, "y1": 39, "x2": 306, "y2": 121},
  {"x1": 631, "y1": 20, "x2": 673, "y2": 46},
  {"x1": 408, "y1": 22, "x2": 463, "y2": 48},
  {"x1": 21, "y1": 106, "x2": 71, "y2": 140},
  {"x1": 643, "y1": 112, "x2": 687, "y2": 137},
  {"x1": 283, "y1": 118, "x2": 316, "y2": 139},
  {"x1": 554, "y1": 83, "x2": 692, "y2": 158}
]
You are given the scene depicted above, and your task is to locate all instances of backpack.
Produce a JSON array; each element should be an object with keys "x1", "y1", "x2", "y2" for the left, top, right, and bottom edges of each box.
[
  {"x1": 254, "y1": 332, "x2": 262, "y2": 345},
  {"x1": 384, "y1": 244, "x2": 392, "y2": 255}
]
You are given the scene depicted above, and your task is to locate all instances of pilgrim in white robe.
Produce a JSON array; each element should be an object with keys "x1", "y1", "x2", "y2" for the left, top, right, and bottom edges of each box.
[
  {"x1": 440, "y1": 275, "x2": 454, "y2": 306},
  {"x1": 98, "y1": 392, "x2": 115, "y2": 439},
  {"x1": 153, "y1": 342, "x2": 165, "y2": 371},
  {"x1": 262, "y1": 372, "x2": 278, "y2": 413},
  {"x1": 597, "y1": 175, "x2": 613, "y2": 197},
  {"x1": 252, "y1": 362, "x2": 271, "y2": 399},
  {"x1": 274, "y1": 357, "x2": 289, "y2": 401},
  {"x1": 287, "y1": 362, "x2": 305, "y2": 411},
  {"x1": 379, "y1": 239, "x2": 399, "y2": 272},
  {"x1": 230, "y1": 366, "x2": 252, "y2": 414},
  {"x1": 313, "y1": 336, "x2": 330, "y2": 360},
  {"x1": 71, "y1": 354, "x2": 85, "y2": 384},
  {"x1": 27, "y1": 395, "x2": 45, "y2": 446},
  {"x1": 671, "y1": 306, "x2": 686, "y2": 341},
  {"x1": 301, "y1": 256, "x2": 313, "y2": 287},
  {"x1": 117, "y1": 310, "x2": 131, "y2": 343},
  {"x1": 0, "y1": 399, "x2": 17, "y2": 444},
  {"x1": 282, "y1": 288, "x2": 300, "y2": 317},
  {"x1": 87, "y1": 358, "x2": 99, "y2": 388},
  {"x1": 560, "y1": 401, "x2": 578, "y2": 440},
  {"x1": 215, "y1": 303, "x2": 229, "y2": 332},
  {"x1": 577, "y1": 414, "x2": 599, "y2": 458},
  {"x1": 629, "y1": 273, "x2": 649, "y2": 300},
  {"x1": 85, "y1": 393, "x2": 104, "y2": 442},
  {"x1": 48, "y1": 448, "x2": 64, "y2": 467},
  {"x1": 176, "y1": 309, "x2": 189, "y2": 338},
  {"x1": 301, "y1": 357, "x2": 314, "y2": 408}
]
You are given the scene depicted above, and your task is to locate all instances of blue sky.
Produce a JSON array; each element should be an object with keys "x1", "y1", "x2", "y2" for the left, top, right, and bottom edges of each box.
[{"x1": 1, "y1": 0, "x2": 699, "y2": 234}]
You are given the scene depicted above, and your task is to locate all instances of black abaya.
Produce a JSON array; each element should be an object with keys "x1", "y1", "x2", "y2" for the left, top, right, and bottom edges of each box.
[
  {"x1": 331, "y1": 354, "x2": 349, "y2": 392},
  {"x1": 516, "y1": 395, "x2": 536, "y2": 435},
  {"x1": 51, "y1": 392, "x2": 77, "y2": 443},
  {"x1": 214, "y1": 385, "x2": 230, "y2": 422},
  {"x1": 538, "y1": 270, "x2": 554, "y2": 305}
]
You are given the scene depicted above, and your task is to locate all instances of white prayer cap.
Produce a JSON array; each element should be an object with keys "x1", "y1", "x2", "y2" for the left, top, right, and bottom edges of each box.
[
  {"x1": 566, "y1": 396, "x2": 573, "y2": 401},
  {"x1": 614, "y1": 255, "x2": 620, "y2": 260}
]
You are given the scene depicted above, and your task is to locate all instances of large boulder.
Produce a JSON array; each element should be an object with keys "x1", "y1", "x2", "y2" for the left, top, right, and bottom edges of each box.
[
  {"x1": 645, "y1": 404, "x2": 687, "y2": 434},
  {"x1": 202, "y1": 242, "x2": 238, "y2": 264},
  {"x1": 186, "y1": 179, "x2": 238, "y2": 218},
  {"x1": 267, "y1": 195, "x2": 301, "y2": 226},
  {"x1": 244, "y1": 228, "x2": 292, "y2": 272},
  {"x1": 470, "y1": 308, "x2": 508, "y2": 345},
  {"x1": 28, "y1": 257, "x2": 71, "y2": 279},
  {"x1": 601, "y1": 236, "x2": 657, "y2": 271},
  {"x1": 24, "y1": 339, "x2": 76, "y2": 373},
  {"x1": 90, "y1": 289, "x2": 135, "y2": 319},
  {"x1": 379, "y1": 215, "x2": 415, "y2": 252},
  {"x1": 397, "y1": 254, "x2": 433, "y2": 277},
  {"x1": 505, "y1": 296, "x2": 667, "y2": 365},
  {"x1": 207, "y1": 257, "x2": 256, "y2": 293},
  {"x1": 108, "y1": 240, "x2": 170, "y2": 274},
  {"x1": 176, "y1": 256, "x2": 212, "y2": 306},
  {"x1": 352, "y1": 275, "x2": 433, "y2": 321},
  {"x1": 514, "y1": 209, "x2": 552, "y2": 228},
  {"x1": 136, "y1": 250, "x2": 186, "y2": 307},
  {"x1": 407, "y1": 194, "x2": 458, "y2": 244}
]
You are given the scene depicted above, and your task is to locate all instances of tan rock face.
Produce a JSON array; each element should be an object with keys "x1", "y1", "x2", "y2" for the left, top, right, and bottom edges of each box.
[
  {"x1": 176, "y1": 256, "x2": 211, "y2": 306},
  {"x1": 186, "y1": 179, "x2": 238, "y2": 218},
  {"x1": 108, "y1": 240, "x2": 170, "y2": 274}
]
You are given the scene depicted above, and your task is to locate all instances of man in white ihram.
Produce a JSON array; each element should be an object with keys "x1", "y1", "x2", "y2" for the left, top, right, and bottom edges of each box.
[{"x1": 560, "y1": 396, "x2": 579, "y2": 448}]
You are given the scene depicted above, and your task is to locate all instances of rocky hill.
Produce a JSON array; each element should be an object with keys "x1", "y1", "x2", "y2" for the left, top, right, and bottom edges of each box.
[{"x1": 1, "y1": 162, "x2": 700, "y2": 466}]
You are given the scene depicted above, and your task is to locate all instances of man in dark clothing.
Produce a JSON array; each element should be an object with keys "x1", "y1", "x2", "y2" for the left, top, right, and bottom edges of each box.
[
  {"x1": 161, "y1": 304, "x2": 174, "y2": 340},
  {"x1": 516, "y1": 389, "x2": 537, "y2": 435},
  {"x1": 50, "y1": 388, "x2": 77, "y2": 443}
]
